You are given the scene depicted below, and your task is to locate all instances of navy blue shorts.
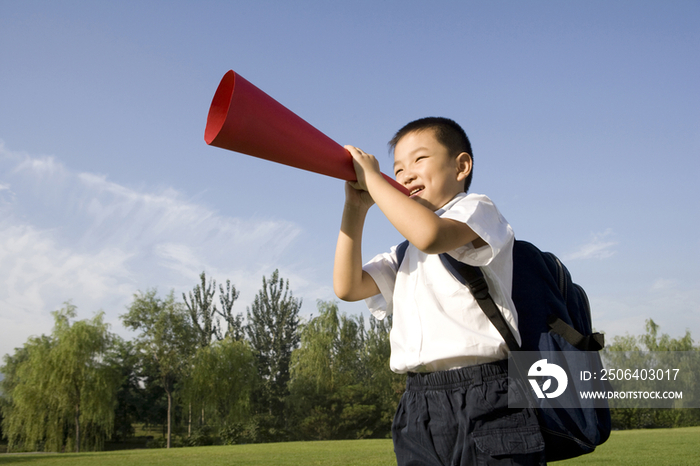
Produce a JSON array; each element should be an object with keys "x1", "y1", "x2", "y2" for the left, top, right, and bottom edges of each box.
[{"x1": 392, "y1": 360, "x2": 545, "y2": 466}]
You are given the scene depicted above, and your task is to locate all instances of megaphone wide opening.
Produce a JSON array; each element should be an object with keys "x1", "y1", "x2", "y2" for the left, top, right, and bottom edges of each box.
[{"x1": 204, "y1": 70, "x2": 236, "y2": 145}]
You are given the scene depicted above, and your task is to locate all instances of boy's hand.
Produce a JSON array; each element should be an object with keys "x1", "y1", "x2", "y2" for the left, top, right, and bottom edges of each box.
[
  {"x1": 345, "y1": 145, "x2": 382, "y2": 192},
  {"x1": 344, "y1": 181, "x2": 375, "y2": 211}
]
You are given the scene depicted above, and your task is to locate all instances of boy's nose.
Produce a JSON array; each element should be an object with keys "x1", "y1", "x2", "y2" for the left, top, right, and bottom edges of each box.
[{"x1": 400, "y1": 171, "x2": 416, "y2": 185}]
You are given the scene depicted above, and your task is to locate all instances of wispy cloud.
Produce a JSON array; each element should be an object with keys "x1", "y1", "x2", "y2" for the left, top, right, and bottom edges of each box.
[
  {"x1": 563, "y1": 229, "x2": 618, "y2": 261},
  {"x1": 0, "y1": 143, "x2": 304, "y2": 357},
  {"x1": 650, "y1": 278, "x2": 676, "y2": 292}
]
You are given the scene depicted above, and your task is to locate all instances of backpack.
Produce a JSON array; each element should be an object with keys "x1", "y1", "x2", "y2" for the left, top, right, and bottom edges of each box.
[{"x1": 395, "y1": 239, "x2": 611, "y2": 462}]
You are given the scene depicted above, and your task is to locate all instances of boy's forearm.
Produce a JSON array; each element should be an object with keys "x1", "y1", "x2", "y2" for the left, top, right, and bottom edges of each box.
[
  {"x1": 343, "y1": 144, "x2": 467, "y2": 253},
  {"x1": 334, "y1": 203, "x2": 378, "y2": 301},
  {"x1": 365, "y1": 172, "x2": 479, "y2": 254}
]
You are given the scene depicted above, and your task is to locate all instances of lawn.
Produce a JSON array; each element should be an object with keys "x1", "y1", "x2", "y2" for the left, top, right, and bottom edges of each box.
[
  {"x1": 551, "y1": 426, "x2": 700, "y2": 466},
  {"x1": 0, "y1": 427, "x2": 698, "y2": 465}
]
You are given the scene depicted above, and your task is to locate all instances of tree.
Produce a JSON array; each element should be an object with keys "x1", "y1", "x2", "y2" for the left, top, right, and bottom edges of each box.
[
  {"x1": 361, "y1": 313, "x2": 406, "y2": 436},
  {"x1": 288, "y1": 302, "x2": 404, "y2": 440},
  {"x1": 640, "y1": 318, "x2": 694, "y2": 352},
  {"x1": 105, "y1": 338, "x2": 145, "y2": 442},
  {"x1": 290, "y1": 301, "x2": 363, "y2": 392},
  {"x1": 182, "y1": 273, "x2": 246, "y2": 435},
  {"x1": 246, "y1": 270, "x2": 301, "y2": 433},
  {"x1": 180, "y1": 338, "x2": 257, "y2": 432},
  {"x1": 603, "y1": 319, "x2": 700, "y2": 429},
  {"x1": 218, "y1": 279, "x2": 245, "y2": 341},
  {"x1": 183, "y1": 272, "x2": 220, "y2": 347},
  {"x1": 136, "y1": 354, "x2": 169, "y2": 432},
  {"x1": 121, "y1": 289, "x2": 197, "y2": 448},
  {"x1": 1, "y1": 303, "x2": 119, "y2": 452},
  {"x1": 183, "y1": 272, "x2": 246, "y2": 346},
  {"x1": 0, "y1": 337, "x2": 40, "y2": 451},
  {"x1": 288, "y1": 301, "x2": 362, "y2": 439}
]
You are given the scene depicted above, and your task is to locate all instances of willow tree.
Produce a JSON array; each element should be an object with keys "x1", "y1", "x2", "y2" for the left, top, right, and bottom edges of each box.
[
  {"x1": 287, "y1": 301, "x2": 359, "y2": 439},
  {"x1": 288, "y1": 302, "x2": 405, "y2": 440},
  {"x1": 1, "y1": 303, "x2": 119, "y2": 452},
  {"x1": 0, "y1": 335, "x2": 52, "y2": 451},
  {"x1": 290, "y1": 301, "x2": 363, "y2": 393},
  {"x1": 180, "y1": 338, "x2": 257, "y2": 430}
]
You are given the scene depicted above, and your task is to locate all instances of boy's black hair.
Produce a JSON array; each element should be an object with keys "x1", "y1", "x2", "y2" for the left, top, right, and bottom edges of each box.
[{"x1": 388, "y1": 117, "x2": 473, "y2": 193}]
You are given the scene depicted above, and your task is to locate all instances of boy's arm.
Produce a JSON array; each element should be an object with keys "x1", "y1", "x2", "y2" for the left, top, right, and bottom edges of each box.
[
  {"x1": 333, "y1": 182, "x2": 381, "y2": 302},
  {"x1": 346, "y1": 146, "x2": 482, "y2": 254}
]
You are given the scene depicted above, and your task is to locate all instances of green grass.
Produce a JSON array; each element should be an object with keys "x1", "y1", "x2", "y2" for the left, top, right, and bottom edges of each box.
[
  {"x1": 1, "y1": 427, "x2": 698, "y2": 465},
  {"x1": 0, "y1": 439, "x2": 395, "y2": 466},
  {"x1": 551, "y1": 426, "x2": 700, "y2": 466}
]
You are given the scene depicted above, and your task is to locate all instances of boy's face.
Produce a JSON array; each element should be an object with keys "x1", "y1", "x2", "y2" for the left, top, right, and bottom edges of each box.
[{"x1": 393, "y1": 129, "x2": 471, "y2": 211}]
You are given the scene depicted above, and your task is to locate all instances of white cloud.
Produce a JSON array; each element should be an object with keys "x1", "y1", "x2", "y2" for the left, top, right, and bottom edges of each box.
[
  {"x1": 0, "y1": 143, "x2": 304, "y2": 358},
  {"x1": 650, "y1": 278, "x2": 676, "y2": 292},
  {"x1": 0, "y1": 219, "x2": 135, "y2": 352},
  {"x1": 564, "y1": 229, "x2": 618, "y2": 261}
]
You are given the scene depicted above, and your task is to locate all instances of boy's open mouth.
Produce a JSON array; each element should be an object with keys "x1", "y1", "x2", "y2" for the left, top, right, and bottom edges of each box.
[{"x1": 409, "y1": 187, "x2": 424, "y2": 197}]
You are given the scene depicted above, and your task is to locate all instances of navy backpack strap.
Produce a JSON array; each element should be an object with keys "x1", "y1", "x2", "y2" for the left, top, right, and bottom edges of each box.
[
  {"x1": 395, "y1": 240, "x2": 409, "y2": 268},
  {"x1": 439, "y1": 253, "x2": 521, "y2": 352},
  {"x1": 548, "y1": 315, "x2": 605, "y2": 351}
]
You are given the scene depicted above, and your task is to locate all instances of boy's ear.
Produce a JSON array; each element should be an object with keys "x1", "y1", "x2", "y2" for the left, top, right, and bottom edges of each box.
[{"x1": 455, "y1": 152, "x2": 472, "y2": 181}]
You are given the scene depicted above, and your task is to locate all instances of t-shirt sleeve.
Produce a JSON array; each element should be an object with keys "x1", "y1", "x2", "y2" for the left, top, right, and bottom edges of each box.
[
  {"x1": 441, "y1": 194, "x2": 514, "y2": 266},
  {"x1": 362, "y1": 245, "x2": 400, "y2": 320}
]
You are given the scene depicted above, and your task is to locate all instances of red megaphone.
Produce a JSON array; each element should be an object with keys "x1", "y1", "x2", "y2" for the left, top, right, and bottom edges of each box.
[{"x1": 204, "y1": 70, "x2": 408, "y2": 195}]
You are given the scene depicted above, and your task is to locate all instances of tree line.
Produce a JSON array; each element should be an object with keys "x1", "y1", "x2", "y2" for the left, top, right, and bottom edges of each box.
[
  {"x1": 603, "y1": 319, "x2": 700, "y2": 430},
  {"x1": 1, "y1": 270, "x2": 698, "y2": 453},
  {"x1": 0, "y1": 270, "x2": 404, "y2": 452}
]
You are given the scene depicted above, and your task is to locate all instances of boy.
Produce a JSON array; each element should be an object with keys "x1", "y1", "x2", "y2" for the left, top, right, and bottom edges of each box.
[{"x1": 334, "y1": 117, "x2": 545, "y2": 466}]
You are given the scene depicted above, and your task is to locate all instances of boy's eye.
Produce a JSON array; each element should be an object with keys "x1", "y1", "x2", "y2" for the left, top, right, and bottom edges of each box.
[{"x1": 395, "y1": 168, "x2": 403, "y2": 176}]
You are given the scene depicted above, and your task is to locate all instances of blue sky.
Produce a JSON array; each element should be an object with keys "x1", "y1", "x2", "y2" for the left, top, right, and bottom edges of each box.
[{"x1": 1, "y1": 0, "x2": 698, "y2": 359}]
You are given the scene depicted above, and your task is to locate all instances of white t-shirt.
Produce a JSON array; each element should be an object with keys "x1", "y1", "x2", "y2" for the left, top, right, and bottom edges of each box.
[{"x1": 363, "y1": 193, "x2": 520, "y2": 374}]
